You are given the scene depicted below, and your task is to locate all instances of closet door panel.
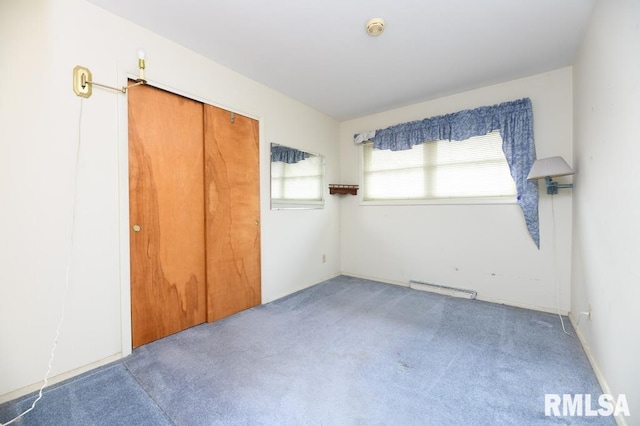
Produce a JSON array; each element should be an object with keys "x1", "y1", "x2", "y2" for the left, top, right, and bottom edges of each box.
[
  {"x1": 128, "y1": 84, "x2": 207, "y2": 347},
  {"x1": 204, "y1": 105, "x2": 261, "y2": 322}
]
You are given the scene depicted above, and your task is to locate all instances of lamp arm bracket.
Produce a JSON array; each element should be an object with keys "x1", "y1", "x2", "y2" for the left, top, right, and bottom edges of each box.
[
  {"x1": 86, "y1": 78, "x2": 147, "y2": 94},
  {"x1": 73, "y1": 63, "x2": 147, "y2": 98},
  {"x1": 85, "y1": 79, "x2": 127, "y2": 94},
  {"x1": 544, "y1": 176, "x2": 574, "y2": 195}
]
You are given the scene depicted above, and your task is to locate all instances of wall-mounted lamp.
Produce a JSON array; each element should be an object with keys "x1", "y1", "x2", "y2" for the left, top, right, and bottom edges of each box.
[
  {"x1": 72, "y1": 49, "x2": 147, "y2": 98},
  {"x1": 136, "y1": 48, "x2": 146, "y2": 82},
  {"x1": 527, "y1": 156, "x2": 575, "y2": 195}
]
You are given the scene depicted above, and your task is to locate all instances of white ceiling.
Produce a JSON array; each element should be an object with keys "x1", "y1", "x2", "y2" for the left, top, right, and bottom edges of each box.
[{"x1": 87, "y1": 0, "x2": 595, "y2": 121}]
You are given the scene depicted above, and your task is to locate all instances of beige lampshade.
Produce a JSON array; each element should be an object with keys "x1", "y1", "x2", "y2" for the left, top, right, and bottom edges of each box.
[{"x1": 527, "y1": 156, "x2": 574, "y2": 180}]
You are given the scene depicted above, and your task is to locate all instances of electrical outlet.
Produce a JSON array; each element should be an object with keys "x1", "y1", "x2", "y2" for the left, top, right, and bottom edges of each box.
[{"x1": 322, "y1": 254, "x2": 326, "y2": 264}]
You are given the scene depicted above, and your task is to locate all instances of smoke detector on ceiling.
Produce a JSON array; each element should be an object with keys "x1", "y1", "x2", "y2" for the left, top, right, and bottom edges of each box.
[{"x1": 366, "y1": 18, "x2": 385, "y2": 37}]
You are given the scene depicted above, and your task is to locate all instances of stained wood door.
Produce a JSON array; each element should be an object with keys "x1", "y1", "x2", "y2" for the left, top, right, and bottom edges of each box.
[
  {"x1": 128, "y1": 84, "x2": 207, "y2": 347},
  {"x1": 204, "y1": 105, "x2": 261, "y2": 321}
]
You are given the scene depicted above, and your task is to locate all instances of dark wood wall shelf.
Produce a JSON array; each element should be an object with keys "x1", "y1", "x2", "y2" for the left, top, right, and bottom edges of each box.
[{"x1": 329, "y1": 184, "x2": 359, "y2": 195}]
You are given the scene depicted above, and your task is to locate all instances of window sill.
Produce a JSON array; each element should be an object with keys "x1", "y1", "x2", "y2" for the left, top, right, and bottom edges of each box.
[
  {"x1": 360, "y1": 196, "x2": 518, "y2": 206},
  {"x1": 271, "y1": 199, "x2": 324, "y2": 210}
]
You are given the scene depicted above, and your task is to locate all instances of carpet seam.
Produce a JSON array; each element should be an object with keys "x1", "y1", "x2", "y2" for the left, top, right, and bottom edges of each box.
[{"x1": 123, "y1": 361, "x2": 178, "y2": 426}]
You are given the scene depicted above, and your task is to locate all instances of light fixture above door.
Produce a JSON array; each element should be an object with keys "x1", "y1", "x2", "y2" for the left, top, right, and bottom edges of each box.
[{"x1": 72, "y1": 49, "x2": 147, "y2": 98}]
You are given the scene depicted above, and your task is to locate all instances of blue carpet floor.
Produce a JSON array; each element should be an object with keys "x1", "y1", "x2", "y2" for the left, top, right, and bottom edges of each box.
[
  {"x1": 0, "y1": 363, "x2": 171, "y2": 425},
  {"x1": 0, "y1": 276, "x2": 613, "y2": 425}
]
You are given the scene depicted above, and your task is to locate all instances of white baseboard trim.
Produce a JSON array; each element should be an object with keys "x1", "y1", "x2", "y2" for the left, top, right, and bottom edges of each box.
[
  {"x1": 569, "y1": 315, "x2": 626, "y2": 426},
  {"x1": 340, "y1": 272, "x2": 409, "y2": 288},
  {"x1": 0, "y1": 353, "x2": 123, "y2": 405},
  {"x1": 476, "y1": 294, "x2": 569, "y2": 316},
  {"x1": 264, "y1": 272, "x2": 342, "y2": 304},
  {"x1": 340, "y1": 273, "x2": 569, "y2": 315}
]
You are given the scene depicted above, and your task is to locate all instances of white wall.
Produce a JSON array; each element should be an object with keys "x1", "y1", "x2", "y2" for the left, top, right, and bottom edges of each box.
[
  {"x1": 339, "y1": 68, "x2": 574, "y2": 313},
  {"x1": 572, "y1": 0, "x2": 639, "y2": 420},
  {"x1": 0, "y1": 0, "x2": 340, "y2": 399}
]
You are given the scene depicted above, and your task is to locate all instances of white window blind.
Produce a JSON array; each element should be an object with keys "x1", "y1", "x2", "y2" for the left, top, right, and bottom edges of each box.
[
  {"x1": 271, "y1": 155, "x2": 324, "y2": 203},
  {"x1": 362, "y1": 131, "x2": 516, "y2": 201}
]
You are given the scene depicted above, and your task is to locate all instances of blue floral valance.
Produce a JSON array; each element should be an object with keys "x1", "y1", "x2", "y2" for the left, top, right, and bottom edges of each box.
[
  {"x1": 271, "y1": 144, "x2": 310, "y2": 164},
  {"x1": 354, "y1": 98, "x2": 539, "y2": 248}
]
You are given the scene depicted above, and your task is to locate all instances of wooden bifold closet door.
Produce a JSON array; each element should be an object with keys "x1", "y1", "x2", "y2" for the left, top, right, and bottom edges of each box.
[{"x1": 128, "y1": 84, "x2": 260, "y2": 347}]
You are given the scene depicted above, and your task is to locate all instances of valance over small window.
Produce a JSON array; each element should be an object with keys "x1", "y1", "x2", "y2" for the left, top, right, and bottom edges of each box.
[
  {"x1": 354, "y1": 98, "x2": 539, "y2": 247},
  {"x1": 271, "y1": 144, "x2": 310, "y2": 164}
]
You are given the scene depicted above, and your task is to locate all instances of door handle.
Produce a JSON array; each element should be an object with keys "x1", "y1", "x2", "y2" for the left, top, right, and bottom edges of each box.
[{"x1": 132, "y1": 224, "x2": 141, "y2": 232}]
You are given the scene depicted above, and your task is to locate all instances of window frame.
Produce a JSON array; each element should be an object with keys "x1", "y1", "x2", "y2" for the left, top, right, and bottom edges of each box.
[
  {"x1": 358, "y1": 134, "x2": 518, "y2": 206},
  {"x1": 270, "y1": 145, "x2": 326, "y2": 210}
]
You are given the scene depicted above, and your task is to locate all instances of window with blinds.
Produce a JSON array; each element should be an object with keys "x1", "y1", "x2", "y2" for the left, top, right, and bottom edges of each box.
[
  {"x1": 271, "y1": 154, "x2": 324, "y2": 204},
  {"x1": 362, "y1": 130, "x2": 516, "y2": 201}
]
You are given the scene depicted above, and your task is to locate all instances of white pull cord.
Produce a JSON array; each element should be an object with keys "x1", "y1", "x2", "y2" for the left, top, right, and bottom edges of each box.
[
  {"x1": 551, "y1": 194, "x2": 571, "y2": 336},
  {"x1": 1, "y1": 98, "x2": 83, "y2": 426}
]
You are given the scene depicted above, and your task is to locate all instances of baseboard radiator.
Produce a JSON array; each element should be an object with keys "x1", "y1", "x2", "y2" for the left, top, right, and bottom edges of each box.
[{"x1": 409, "y1": 280, "x2": 477, "y2": 300}]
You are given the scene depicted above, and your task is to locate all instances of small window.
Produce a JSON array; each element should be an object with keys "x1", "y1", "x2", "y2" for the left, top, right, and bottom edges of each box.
[
  {"x1": 362, "y1": 131, "x2": 516, "y2": 201},
  {"x1": 271, "y1": 151, "x2": 324, "y2": 208}
]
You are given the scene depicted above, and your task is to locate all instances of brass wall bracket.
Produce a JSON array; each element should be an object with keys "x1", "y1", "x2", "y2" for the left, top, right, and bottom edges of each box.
[{"x1": 72, "y1": 65, "x2": 146, "y2": 98}]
